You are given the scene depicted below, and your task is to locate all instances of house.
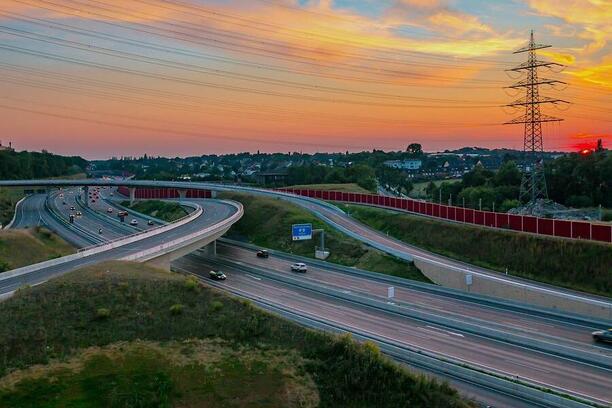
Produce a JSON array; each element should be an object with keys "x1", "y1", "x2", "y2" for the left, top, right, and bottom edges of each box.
[
  {"x1": 383, "y1": 159, "x2": 422, "y2": 170},
  {"x1": 255, "y1": 171, "x2": 288, "y2": 185}
]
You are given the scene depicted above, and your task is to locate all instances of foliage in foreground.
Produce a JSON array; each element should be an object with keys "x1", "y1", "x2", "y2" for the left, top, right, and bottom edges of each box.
[
  {"x1": 0, "y1": 262, "x2": 472, "y2": 407},
  {"x1": 219, "y1": 192, "x2": 430, "y2": 283},
  {"x1": 343, "y1": 205, "x2": 612, "y2": 297},
  {"x1": 0, "y1": 340, "x2": 319, "y2": 408}
]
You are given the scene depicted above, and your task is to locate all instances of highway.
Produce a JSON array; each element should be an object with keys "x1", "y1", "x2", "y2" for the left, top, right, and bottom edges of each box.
[
  {"x1": 1, "y1": 192, "x2": 240, "y2": 295},
  {"x1": 2, "y1": 179, "x2": 610, "y2": 315},
  {"x1": 2, "y1": 181, "x2": 611, "y2": 407},
  {"x1": 171, "y1": 244, "x2": 612, "y2": 406}
]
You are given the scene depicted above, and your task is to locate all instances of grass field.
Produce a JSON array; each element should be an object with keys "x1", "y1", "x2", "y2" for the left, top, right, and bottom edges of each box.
[
  {"x1": 0, "y1": 227, "x2": 74, "y2": 272},
  {"x1": 341, "y1": 204, "x2": 612, "y2": 297},
  {"x1": 286, "y1": 183, "x2": 372, "y2": 193},
  {"x1": 0, "y1": 188, "x2": 25, "y2": 227},
  {"x1": 0, "y1": 261, "x2": 472, "y2": 407},
  {"x1": 122, "y1": 200, "x2": 188, "y2": 222},
  {"x1": 219, "y1": 192, "x2": 430, "y2": 283}
]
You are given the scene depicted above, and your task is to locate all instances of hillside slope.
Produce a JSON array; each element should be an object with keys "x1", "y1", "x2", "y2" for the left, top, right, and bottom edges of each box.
[{"x1": 0, "y1": 261, "x2": 472, "y2": 407}]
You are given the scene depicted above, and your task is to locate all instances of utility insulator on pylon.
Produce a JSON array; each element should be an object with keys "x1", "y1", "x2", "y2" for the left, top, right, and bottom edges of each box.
[{"x1": 503, "y1": 30, "x2": 569, "y2": 205}]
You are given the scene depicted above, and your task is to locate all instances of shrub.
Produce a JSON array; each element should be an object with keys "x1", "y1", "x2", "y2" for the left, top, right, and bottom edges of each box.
[
  {"x1": 210, "y1": 301, "x2": 223, "y2": 312},
  {"x1": 95, "y1": 308, "x2": 111, "y2": 320},
  {"x1": 184, "y1": 277, "x2": 199, "y2": 291},
  {"x1": 169, "y1": 304, "x2": 184, "y2": 315}
]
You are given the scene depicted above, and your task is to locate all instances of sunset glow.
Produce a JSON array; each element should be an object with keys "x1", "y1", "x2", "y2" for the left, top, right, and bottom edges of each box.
[{"x1": 0, "y1": 0, "x2": 609, "y2": 158}]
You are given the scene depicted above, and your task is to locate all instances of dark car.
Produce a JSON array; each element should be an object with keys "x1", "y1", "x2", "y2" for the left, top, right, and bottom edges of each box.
[
  {"x1": 256, "y1": 250, "x2": 269, "y2": 258},
  {"x1": 592, "y1": 329, "x2": 612, "y2": 344},
  {"x1": 209, "y1": 270, "x2": 226, "y2": 281}
]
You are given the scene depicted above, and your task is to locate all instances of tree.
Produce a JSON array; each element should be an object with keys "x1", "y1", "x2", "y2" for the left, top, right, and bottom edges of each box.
[
  {"x1": 406, "y1": 143, "x2": 423, "y2": 155},
  {"x1": 493, "y1": 161, "x2": 521, "y2": 187}
]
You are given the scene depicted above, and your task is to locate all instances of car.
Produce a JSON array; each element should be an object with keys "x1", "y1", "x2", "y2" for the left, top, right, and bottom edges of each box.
[
  {"x1": 147, "y1": 220, "x2": 154, "y2": 226},
  {"x1": 592, "y1": 329, "x2": 612, "y2": 344},
  {"x1": 130, "y1": 219, "x2": 138, "y2": 226},
  {"x1": 256, "y1": 250, "x2": 269, "y2": 258},
  {"x1": 75, "y1": 211, "x2": 82, "y2": 216},
  {"x1": 62, "y1": 201, "x2": 66, "y2": 205},
  {"x1": 70, "y1": 206, "x2": 76, "y2": 211},
  {"x1": 107, "y1": 208, "x2": 113, "y2": 213},
  {"x1": 109, "y1": 192, "x2": 114, "y2": 196},
  {"x1": 290, "y1": 263, "x2": 307, "y2": 273},
  {"x1": 118, "y1": 210, "x2": 128, "y2": 217},
  {"x1": 209, "y1": 270, "x2": 226, "y2": 280}
]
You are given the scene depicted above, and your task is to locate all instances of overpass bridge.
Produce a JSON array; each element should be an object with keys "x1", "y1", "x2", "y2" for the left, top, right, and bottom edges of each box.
[{"x1": 0, "y1": 178, "x2": 610, "y2": 319}]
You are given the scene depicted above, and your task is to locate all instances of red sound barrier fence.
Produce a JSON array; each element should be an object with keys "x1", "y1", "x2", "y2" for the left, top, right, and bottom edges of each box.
[
  {"x1": 116, "y1": 187, "x2": 212, "y2": 199},
  {"x1": 275, "y1": 188, "x2": 612, "y2": 244}
]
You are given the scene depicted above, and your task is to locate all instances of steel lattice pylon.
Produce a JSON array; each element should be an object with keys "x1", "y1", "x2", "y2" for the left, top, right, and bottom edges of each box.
[{"x1": 504, "y1": 31, "x2": 568, "y2": 204}]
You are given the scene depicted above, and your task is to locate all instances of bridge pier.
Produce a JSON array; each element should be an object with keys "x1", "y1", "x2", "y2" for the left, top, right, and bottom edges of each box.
[
  {"x1": 177, "y1": 189, "x2": 187, "y2": 201},
  {"x1": 201, "y1": 240, "x2": 216, "y2": 256},
  {"x1": 128, "y1": 187, "x2": 136, "y2": 205},
  {"x1": 82, "y1": 186, "x2": 89, "y2": 208}
]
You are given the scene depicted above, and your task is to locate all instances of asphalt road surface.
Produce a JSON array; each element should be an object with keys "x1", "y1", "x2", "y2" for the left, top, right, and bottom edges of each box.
[
  {"x1": 1, "y1": 196, "x2": 238, "y2": 295},
  {"x1": 6, "y1": 187, "x2": 611, "y2": 407},
  {"x1": 175, "y1": 249, "x2": 612, "y2": 406}
]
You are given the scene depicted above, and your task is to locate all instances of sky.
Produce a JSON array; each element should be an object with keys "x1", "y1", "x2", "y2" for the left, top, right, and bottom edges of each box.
[{"x1": 0, "y1": 0, "x2": 609, "y2": 159}]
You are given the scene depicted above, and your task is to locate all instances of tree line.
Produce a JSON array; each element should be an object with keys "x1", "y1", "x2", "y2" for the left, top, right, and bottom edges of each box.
[
  {"x1": 0, "y1": 150, "x2": 87, "y2": 179},
  {"x1": 426, "y1": 151, "x2": 610, "y2": 210}
]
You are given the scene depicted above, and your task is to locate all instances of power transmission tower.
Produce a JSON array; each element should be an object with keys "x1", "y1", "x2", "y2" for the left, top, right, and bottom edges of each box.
[{"x1": 504, "y1": 30, "x2": 568, "y2": 204}]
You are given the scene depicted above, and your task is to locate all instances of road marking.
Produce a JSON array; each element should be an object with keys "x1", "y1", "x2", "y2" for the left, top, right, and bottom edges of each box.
[
  {"x1": 246, "y1": 274, "x2": 261, "y2": 281},
  {"x1": 426, "y1": 325, "x2": 465, "y2": 337}
]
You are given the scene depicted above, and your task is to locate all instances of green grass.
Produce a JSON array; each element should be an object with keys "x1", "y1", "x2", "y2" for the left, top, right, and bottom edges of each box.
[
  {"x1": 0, "y1": 340, "x2": 318, "y2": 408},
  {"x1": 0, "y1": 227, "x2": 75, "y2": 272},
  {"x1": 122, "y1": 200, "x2": 188, "y2": 222},
  {"x1": 0, "y1": 188, "x2": 25, "y2": 227},
  {"x1": 409, "y1": 179, "x2": 461, "y2": 199},
  {"x1": 341, "y1": 204, "x2": 612, "y2": 297},
  {"x1": 0, "y1": 261, "x2": 473, "y2": 407},
  {"x1": 219, "y1": 192, "x2": 430, "y2": 283},
  {"x1": 286, "y1": 183, "x2": 372, "y2": 193}
]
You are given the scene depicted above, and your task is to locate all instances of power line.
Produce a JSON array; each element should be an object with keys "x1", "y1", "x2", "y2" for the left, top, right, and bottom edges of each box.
[{"x1": 10, "y1": 0, "x2": 509, "y2": 83}]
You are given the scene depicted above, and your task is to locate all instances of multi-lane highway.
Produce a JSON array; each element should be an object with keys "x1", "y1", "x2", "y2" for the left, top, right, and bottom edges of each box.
[
  {"x1": 1, "y1": 190, "x2": 241, "y2": 295},
  {"x1": 172, "y1": 243, "x2": 612, "y2": 405},
  {"x1": 2, "y1": 179, "x2": 610, "y2": 317},
  {"x1": 3, "y1": 181, "x2": 612, "y2": 407},
  {"x1": 9, "y1": 187, "x2": 611, "y2": 407}
]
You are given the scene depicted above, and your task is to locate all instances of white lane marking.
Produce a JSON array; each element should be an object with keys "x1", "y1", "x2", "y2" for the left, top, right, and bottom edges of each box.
[
  {"x1": 246, "y1": 274, "x2": 261, "y2": 281},
  {"x1": 426, "y1": 325, "x2": 465, "y2": 338}
]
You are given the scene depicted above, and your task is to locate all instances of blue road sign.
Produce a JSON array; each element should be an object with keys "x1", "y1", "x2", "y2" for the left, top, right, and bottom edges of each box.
[{"x1": 292, "y1": 223, "x2": 312, "y2": 241}]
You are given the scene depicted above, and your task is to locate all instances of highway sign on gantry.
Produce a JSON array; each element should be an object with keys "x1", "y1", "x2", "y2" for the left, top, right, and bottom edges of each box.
[{"x1": 292, "y1": 223, "x2": 312, "y2": 241}]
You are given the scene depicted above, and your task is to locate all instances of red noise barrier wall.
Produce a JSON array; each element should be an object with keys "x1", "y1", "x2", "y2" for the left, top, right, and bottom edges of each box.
[
  {"x1": 276, "y1": 188, "x2": 612, "y2": 244},
  {"x1": 117, "y1": 186, "x2": 212, "y2": 199}
]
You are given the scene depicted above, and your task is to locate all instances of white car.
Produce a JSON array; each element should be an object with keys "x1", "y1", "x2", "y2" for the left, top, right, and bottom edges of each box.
[
  {"x1": 107, "y1": 208, "x2": 113, "y2": 213},
  {"x1": 290, "y1": 263, "x2": 307, "y2": 273},
  {"x1": 130, "y1": 219, "x2": 138, "y2": 226}
]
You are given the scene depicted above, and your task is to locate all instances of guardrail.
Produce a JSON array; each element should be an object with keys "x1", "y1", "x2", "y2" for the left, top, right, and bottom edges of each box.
[
  {"x1": 3, "y1": 196, "x2": 26, "y2": 229},
  {"x1": 0, "y1": 200, "x2": 205, "y2": 283},
  {"x1": 76, "y1": 201, "x2": 203, "y2": 253},
  {"x1": 122, "y1": 200, "x2": 243, "y2": 262},
  {"x1": 218, "y1": 238, "x2": 610, "y2": 328},
  {"x1": 184, "y1": 270, "x2": 601, "y2": 408},
  {"x1": 275, "y1": 188, "x2": 612, "y2": 244},
  {"x1": 202, "y1": 253, "x2": 611, "y2": 371}
]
